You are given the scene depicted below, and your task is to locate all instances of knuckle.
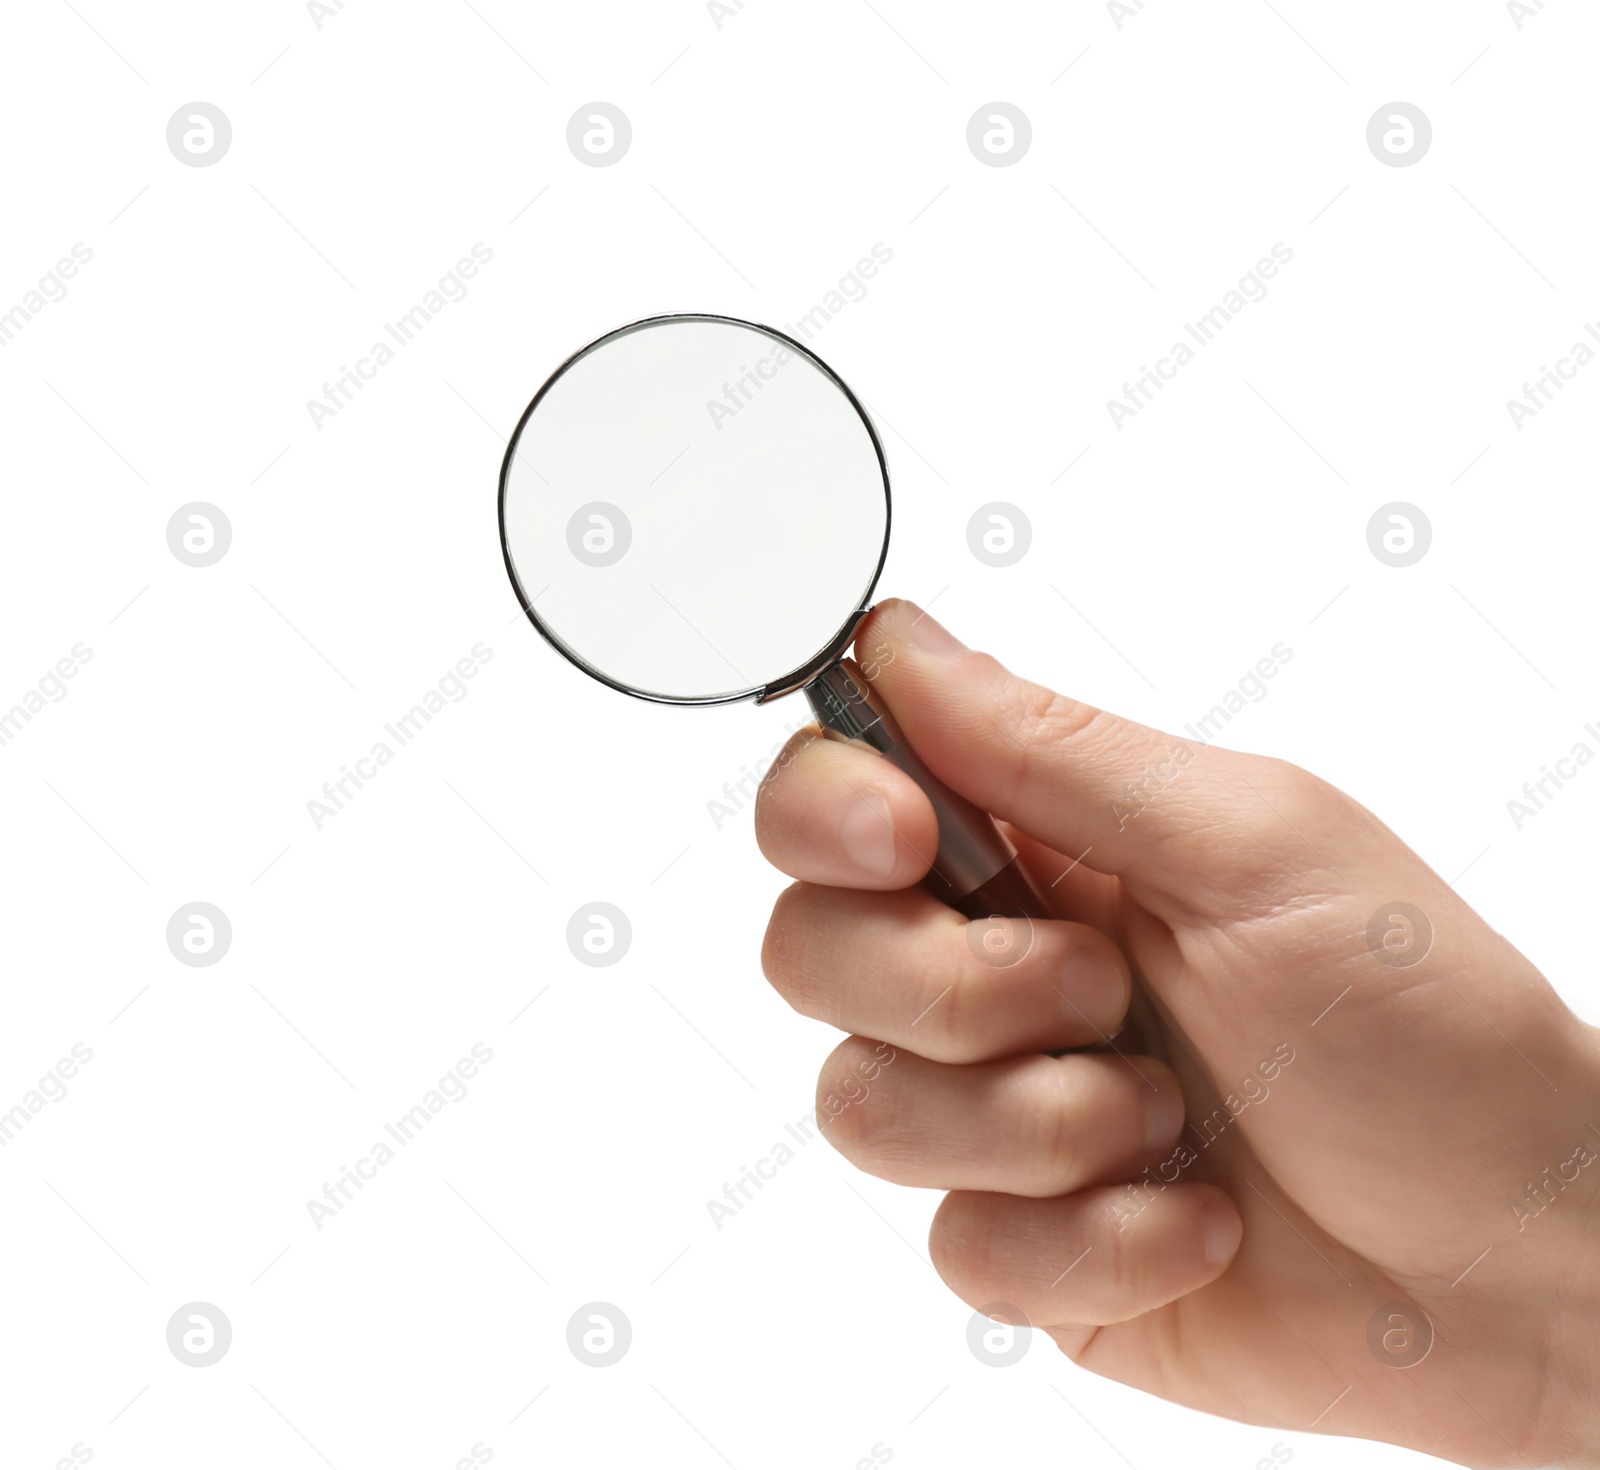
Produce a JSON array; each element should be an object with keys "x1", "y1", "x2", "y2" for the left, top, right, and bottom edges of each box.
[
  {"x1": 910, "y1": 964, "x2": 975, "y2": 1062},
  {"x1": 1009, "y1": 682, "x2": 1106, "y2": 761},
  {"x1": 1089, "y1": 1187, "x2": 1140, "y2": 1289},
  {"x1": 1265, "y1": 757, "x2": 1335, "y2": 818},
  {"x1": 914, "y1": 918, "x2": 1016, "y2": 1063},
  {"x1": 1002, "y1": 684, "x2": 1123, "y2": 814},
  {"x1": 1034, "y1": 1061, "x2": 1098, "y2": 1193},
  {"x1": 1030, "y1": 1062, "x2": 1120, "y2": 1202},
  {"x1": 1231, "y1": 755, "x2": 1345, "y2": 849}
]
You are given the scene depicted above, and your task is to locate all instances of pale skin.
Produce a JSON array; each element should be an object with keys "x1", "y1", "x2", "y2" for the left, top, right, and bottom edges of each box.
[{"x1": 754, "y1": 599, "x2": 1600, "y2": 1469}]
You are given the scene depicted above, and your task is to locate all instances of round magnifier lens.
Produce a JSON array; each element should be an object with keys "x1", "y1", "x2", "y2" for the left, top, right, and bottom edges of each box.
[{"x1": 499, "y1": 314, "x2": 890, "y2": 704}]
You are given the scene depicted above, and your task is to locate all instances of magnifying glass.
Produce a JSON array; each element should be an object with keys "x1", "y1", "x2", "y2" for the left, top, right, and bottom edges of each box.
[{"x1": 499, "y1": 313, "x2": 1050, "y2": 921}]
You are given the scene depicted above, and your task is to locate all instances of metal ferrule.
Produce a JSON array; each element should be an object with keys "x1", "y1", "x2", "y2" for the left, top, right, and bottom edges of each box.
[{"x1": 804, "y1": 659, "x2": 1015, "y2": 901}]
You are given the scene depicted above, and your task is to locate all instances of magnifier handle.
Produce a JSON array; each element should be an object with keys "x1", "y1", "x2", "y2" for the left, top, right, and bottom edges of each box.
[{"x1": 804, "y1": 661, "x2": 1054, "y2": 922}]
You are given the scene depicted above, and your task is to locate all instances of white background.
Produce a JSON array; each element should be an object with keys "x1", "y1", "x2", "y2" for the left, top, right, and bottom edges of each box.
[{"x1": 2, "y1": 1, "x2": 1598, "y2": 1466}]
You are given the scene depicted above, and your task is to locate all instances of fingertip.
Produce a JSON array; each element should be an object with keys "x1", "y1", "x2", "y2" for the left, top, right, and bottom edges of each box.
[{"x1": 754, "y1": 728, "x2": 938, "y2": 889}]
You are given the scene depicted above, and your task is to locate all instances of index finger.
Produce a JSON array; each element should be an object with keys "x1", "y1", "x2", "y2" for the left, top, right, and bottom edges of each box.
[{"x1": 755, "y1": 727, "x2": 939, "y2": 890}]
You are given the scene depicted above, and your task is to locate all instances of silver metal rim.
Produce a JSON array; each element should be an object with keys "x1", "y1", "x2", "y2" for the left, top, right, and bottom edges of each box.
[{"x1": 496, "y1": 312, "x2": 893, "y2": 707}]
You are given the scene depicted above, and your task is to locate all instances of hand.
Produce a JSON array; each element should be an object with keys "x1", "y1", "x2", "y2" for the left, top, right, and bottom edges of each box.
[{"x1": 754, "y1": 598, "x2": 1600, "y2": 1469}]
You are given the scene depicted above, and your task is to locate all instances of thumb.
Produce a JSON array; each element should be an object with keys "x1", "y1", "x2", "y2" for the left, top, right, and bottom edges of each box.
[{"x1": 855, "y1": 599, "x2": 1285, "y2": 908}]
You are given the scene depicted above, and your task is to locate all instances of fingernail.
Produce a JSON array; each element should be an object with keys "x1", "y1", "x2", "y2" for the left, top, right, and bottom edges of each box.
[
  {"x1": 1076, "y1": 949, "x2": 1132, "y2": 1029},
  {"x1": 840, "y1": 789, "x2": 897, "y2": 878},
  {"x1": 1141, "y1": 1079, "x2": 1185, "y2": 1151},
  {"x1": 901, "y1": 604, "x2": 967, "y2": 658},
  {"x1": 1202, "y1": 1197, "x2": 1243, "y2": 1266}
]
